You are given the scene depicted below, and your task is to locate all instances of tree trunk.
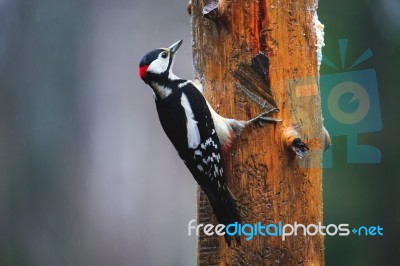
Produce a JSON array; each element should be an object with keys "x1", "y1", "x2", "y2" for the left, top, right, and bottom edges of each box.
[{"x1": 192, "y1": 0, "x2": 325, "y2": 265}]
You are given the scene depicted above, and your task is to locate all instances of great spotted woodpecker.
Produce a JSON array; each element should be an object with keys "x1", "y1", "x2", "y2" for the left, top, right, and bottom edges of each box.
[{"x1": 138, "y1": 40, "x2": 280, "y2": 244}]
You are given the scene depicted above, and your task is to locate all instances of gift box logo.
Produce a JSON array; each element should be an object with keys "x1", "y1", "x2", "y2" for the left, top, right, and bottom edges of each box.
[{"x1": 320, "y1": 39, "x2": 382, "y2": 167}]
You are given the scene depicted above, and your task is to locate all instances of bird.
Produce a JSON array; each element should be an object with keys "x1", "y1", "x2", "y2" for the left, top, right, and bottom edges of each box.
[{"x1": 138, "y1": 40, "x2": 280, "y2": 244}]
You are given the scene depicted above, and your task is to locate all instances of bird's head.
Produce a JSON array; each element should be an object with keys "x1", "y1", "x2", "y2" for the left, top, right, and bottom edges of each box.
[{"x1": 138, "y1": 40, "x2": 183, "y2": 84}]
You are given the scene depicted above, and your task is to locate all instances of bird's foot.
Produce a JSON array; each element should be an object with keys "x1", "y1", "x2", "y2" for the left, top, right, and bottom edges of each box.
[{"x1": 248, "y1": 108, "x2": 282, "y2": 126}]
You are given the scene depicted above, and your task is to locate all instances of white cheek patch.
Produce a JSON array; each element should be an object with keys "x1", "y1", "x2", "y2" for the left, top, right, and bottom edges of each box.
[
  {"x1": 181, "y1": 93, "x2": 201, "y2": 149},
  {"x1": 147, "y1": 57, "x2": 168, "y2": 74},
  {"x1": 168, "y1": 57, "x2": 179, "y2": 80}
]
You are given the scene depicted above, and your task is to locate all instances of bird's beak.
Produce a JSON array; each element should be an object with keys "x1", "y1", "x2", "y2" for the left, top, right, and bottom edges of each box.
[{"x1": 169, "y1": 40, "x2": 183, "y2": 54}]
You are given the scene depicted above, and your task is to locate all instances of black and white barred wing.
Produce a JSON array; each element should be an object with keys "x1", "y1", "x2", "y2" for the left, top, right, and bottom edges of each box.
[{"x1": 180, "y1": 84, "x2": 241, "y2": 232}]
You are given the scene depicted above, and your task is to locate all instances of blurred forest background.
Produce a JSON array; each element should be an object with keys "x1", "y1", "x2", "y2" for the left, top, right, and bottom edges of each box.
[{"x1": 0, "y1": 0, "x2": 399, "y2": 265}]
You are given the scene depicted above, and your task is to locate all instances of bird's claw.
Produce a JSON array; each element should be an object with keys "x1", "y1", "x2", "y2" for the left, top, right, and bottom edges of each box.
[{"x1": 249, "y1": 108, "x2": 282, "y2": 126}]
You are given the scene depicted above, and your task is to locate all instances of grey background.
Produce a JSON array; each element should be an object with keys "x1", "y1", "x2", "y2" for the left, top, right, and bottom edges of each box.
[{"x1": 1, "y1": 1, "x2": 195, "y2": 265}]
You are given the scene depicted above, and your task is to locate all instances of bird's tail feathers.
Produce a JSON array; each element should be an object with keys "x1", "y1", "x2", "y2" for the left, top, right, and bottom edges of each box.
[{"x1": 201, "y1": 184, "x2": 242, "y2": 246}]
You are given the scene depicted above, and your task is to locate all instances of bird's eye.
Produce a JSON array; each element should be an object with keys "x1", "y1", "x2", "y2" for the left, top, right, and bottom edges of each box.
[{"x1": 161, "y1": 51, "x2": 168, "y2": 58}]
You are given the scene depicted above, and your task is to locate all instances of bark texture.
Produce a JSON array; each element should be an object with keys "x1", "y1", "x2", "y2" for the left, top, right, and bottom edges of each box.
[{"x1": 192, "y1": 0, "x2": 324, "y2": 265}]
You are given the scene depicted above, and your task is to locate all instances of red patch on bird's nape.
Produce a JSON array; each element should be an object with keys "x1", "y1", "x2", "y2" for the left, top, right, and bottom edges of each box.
[{"x1": 139, "y1": 65, "x2": 149, "y2": 79}]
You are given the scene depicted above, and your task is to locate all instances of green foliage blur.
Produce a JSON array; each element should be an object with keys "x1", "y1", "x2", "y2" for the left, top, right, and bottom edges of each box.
[{"x1": 320, "y1": 0, "x2": 400, "y2": 265}]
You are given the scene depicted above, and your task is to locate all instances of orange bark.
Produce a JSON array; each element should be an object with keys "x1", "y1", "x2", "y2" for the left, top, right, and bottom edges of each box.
[{"x1": 192, "y1": 0, "x2": 324, "y2": 265}]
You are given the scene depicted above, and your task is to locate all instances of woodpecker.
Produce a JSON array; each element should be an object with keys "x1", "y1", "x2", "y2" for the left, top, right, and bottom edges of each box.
[{"x1": 138, "y1": 40, "x2": 280, "y2": 244}]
